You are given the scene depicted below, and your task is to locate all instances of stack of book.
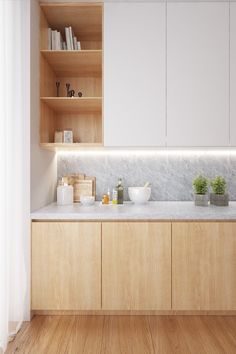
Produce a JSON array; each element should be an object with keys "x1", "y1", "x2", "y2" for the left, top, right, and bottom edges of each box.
[{"x1": 48, "y1": 27, "x2": 81, "y2": 50}]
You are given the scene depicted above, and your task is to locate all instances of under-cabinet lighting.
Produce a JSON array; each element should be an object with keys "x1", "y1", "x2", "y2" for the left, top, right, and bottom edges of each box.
[{"x1": 56, "y1": 149, "x2": 236, "y2": 157}]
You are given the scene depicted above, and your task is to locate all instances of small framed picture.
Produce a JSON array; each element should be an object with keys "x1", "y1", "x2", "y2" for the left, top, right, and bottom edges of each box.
[
  {"x1": 54, "y1": 130, "x2": 63, "y2": 143},
  {"x1": 63, "y1": 130, "x2": 73, "y2": 143}
]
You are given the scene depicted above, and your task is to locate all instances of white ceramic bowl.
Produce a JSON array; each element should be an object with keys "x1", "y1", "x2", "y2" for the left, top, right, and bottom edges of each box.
[
  {"x1": 80, "y1": 195, "x2": 95, "y2": 206},
  {"x1": 128, "y1": 187, "x2": 151, "y2": 204}
]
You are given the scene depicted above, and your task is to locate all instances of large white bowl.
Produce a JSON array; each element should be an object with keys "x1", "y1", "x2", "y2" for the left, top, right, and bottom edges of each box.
[
  {"x1": 80, "y1": 195, "x2": 95, "y2": 206},
  {"x1": 128, "y1": 187, "x2": 151, "y2": 204}
]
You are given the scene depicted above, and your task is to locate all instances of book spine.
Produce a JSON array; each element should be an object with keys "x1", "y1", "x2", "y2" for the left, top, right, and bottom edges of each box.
[
  {"x1": 65, "y1": 27, "x2": 71, "y2": 50},
  {"x1": 69, "y1": 26, "x2": 74, "y2": 50},
  {"x1": 48, "y1": 28, "x2": 52, "y2": 50},
  {"x1": 51, "y1": 30, "x2": 57, "y2": 50},
  {"x1": 77, "y1": 41, "x2": 81, "y2": 50},
  {"x1": 73, "y1": 36, "x2": 78, "y2": 50}
]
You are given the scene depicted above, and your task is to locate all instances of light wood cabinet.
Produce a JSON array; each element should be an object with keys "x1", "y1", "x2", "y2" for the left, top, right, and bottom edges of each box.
[
  {"x1": 102, "y1": 222, "x2": 171, "y2": 310},
  {"x1": 31, "y1": 222, "x2": 101, "y2": 310},
  {"x1": 104, "y1": 3, "x2": 166, "y2": 147},
  {"x1": 167, "y1": 2, "x2": 229, "y2": 146},
  {"x1": 172, "y1": 222, "x2": 236, "y2": 310}
]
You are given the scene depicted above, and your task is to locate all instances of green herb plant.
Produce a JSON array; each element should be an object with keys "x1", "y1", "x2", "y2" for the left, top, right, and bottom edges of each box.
[
  {"x1": 192, "y1": 175, "x2": 208, "y2": 195},
  {"x1": 210, "y1": 176, "x2": 227, "y2": 195}
]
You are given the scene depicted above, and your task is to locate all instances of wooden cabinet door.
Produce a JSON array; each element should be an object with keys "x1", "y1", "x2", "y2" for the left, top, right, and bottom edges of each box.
[
  {"x1": 32, "y1": 222, "x2": 101, "y2": 310},
  {"x1": 104, "y1": 3, "x2": 166, "y2": 147},
  {"x1": 172, "y1": 222, "x2": 236, "y2": 310},
  {"x1": 167, "y1": 2, "x2": 229, "y2": 146},
  {"x1": 102, "y1": 222, "x2": 171, "y2": 310}
]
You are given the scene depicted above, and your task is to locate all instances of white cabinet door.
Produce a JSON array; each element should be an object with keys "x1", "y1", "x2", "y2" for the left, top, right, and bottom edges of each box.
[
  {"x1": 167, "y1": 2, "x2": 229, "y2": 147},
  {"x1": 230, "y1": 3, "x2": 236, "y2": 146},
  {"x1": 104, "y1": 3, "x2": 166, "y2": 147}
]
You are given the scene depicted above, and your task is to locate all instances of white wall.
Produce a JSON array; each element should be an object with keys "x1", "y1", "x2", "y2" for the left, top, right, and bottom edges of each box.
[{"x1": 30, "y1": 0, "x2": 57, "y2": 212}]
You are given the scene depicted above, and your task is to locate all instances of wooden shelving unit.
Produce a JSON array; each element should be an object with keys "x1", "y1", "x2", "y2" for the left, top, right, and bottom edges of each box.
[{"x1": 40, "y1": 3, "x2": 103, "y2": 149}]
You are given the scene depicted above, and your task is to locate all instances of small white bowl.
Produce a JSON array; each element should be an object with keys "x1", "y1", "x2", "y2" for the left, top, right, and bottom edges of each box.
[
  {"x1": 128, "y1": 187, "x2": 151, "y2": 204},
  {"x1": 80, "y1": 195, "x2": 95, "y2": 206}
]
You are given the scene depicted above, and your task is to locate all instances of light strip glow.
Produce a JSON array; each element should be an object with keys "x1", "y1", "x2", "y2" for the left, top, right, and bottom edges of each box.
[{"x1": 57, "y1": 148, "x2": 236, "y2": 157}]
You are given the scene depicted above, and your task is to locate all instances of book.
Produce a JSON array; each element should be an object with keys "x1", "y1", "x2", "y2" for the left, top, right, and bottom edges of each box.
[
  {"x1": 65, "y1": 27, "x2": 71, "y2": 50},
  {"x1": 56, "y1": 31, "x2": 60, "y2": 50},
  {"x1": 51, "y1": 30, "x2": 57, "y2": 50},
  {"x1": 69, "y1": 26, "x2": 74, "y2": 50},
  {"x1": 77, "y1": 41, "x2": 81, "y2": 50},
  {"x1": 62, "y1": 41, "x2": 67, "y2": 50},
  {"x1": 48, "y1": 28, "x2": 52, "y2": 49},
  {"x1": 73, "y1": 36, "x2": 78, "y2": 50}
]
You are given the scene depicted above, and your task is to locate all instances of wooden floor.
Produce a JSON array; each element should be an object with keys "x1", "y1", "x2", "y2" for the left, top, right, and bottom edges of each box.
[{"x1": 6, "y1": 315, "x2": 236, "y2": 354}]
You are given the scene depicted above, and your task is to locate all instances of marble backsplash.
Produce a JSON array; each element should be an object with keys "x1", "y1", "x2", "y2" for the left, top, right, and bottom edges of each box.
[{"x1": 57, "y1": 151, "x2": 236, "y2": 201}]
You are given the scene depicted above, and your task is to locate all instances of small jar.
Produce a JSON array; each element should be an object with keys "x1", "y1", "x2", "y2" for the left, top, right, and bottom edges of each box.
[{"x1": 102, "y1": 194, "x2": 109, "y2": 204}]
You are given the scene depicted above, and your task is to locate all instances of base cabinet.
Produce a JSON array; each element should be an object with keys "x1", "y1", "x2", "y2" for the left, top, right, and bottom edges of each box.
[
  {"x1": 31, "y1": 222, "x2": 101, "y2": 310},
  {"x1": 102, "y1": 222, "x2": 171, "y2": 310},
  {"x1": 31, "y1": 221, "x2": 236, "y2": 312},
  {"x1": 172, "y1": 222, "x2": 236, "y2": 310}
]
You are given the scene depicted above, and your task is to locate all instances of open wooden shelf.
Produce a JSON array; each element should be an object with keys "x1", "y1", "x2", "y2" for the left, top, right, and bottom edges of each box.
[
  {"x1": 41, "y1": 97, "x2": 102, "y2": 113},
  {"x1": 40, "y1": 143, "x2": 103, "y2": 151},
  {"x1": 41, "y1": 50, "x2": 102, "y2": 77},
  {"x1": 41, "y1": 3, "x2": 102, "y2": 43},
  {"x1": 40, "y1": 3, "x2": 103, "y2": 148}
]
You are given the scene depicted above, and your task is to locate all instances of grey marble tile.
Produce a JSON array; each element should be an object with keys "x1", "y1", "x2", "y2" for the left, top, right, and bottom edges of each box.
[{"x1": 57, "y1": 152, "x2": 236, "y2": 201}]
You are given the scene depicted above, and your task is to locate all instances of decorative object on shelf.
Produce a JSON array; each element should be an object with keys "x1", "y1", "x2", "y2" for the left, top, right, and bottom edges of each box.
[
  {"x1": 63, "y1": 130, "x2": 73, "y2": 143},
  {"x1": 192, "y1": 175, "x2": 209, "y2": 206},
  {"x1": 65, "y1": 174, "x2": 96, "y2": 202},
  {"x1": 78, "y1": 91, "x2": 83, "y2": 97},
  {"x1": 56, "y1": 81, "x2": 60, "y2": 97},
  {"x1": 210, "y1": 176, "x2": 229, "y2": 206},
  {"x1": 54, "y1": 130, "x2": 63, "y2": 143},
  {"x1": 66, "y1": 83, "x2": 75, "y2": 97}
]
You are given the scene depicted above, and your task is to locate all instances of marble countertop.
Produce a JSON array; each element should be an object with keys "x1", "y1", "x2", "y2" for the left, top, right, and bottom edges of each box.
[{"x1": 31, "y1": 201, "x2": 236, "y2": 221}]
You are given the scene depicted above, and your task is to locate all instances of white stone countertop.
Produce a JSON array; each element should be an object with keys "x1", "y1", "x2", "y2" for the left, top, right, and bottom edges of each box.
[{"x1": 31, "y1": 201, "x2": 236, "y2": 221}]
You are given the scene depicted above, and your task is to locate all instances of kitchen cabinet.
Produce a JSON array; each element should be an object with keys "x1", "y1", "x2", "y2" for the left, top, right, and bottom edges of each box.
[
  {"x1": 31, "y1": 222, "x2": 101, "y2": 310},
  {"x1": 230, "y1": 3, "x2": 236, "y2": 146},
  {"x1": 167, "y1": 2, "x2": 229, "y2": 146},
  {"x1": 102, "y1": 222, "x2": 171, "y2": 310},
  {"x1": 104, "y1": 3, "x2": 166, "y2": 147},
  {"x1": 172, "y1": 222, "x2": 236, "y2": 310}
]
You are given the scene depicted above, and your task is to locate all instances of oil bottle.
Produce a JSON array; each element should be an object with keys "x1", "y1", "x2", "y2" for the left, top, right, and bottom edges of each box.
[{"x1": 116, "y1": 178, "x2": 124, "y2": 204}]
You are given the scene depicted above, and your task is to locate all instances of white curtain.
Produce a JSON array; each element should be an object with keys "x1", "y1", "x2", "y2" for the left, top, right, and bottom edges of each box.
[{"x1": 0, "y1": 0, "x2": 30, "y2": 352}]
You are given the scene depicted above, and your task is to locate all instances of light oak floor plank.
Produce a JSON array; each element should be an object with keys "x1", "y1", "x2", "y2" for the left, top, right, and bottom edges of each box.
[{"x1": 6, "y1": 315, "x2": 236, "y2": 354}]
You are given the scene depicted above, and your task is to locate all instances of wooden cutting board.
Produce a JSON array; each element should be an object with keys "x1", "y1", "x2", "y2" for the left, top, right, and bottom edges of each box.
[{"x1": 65, "y1": 174, "x2": 96, "y2": 202}]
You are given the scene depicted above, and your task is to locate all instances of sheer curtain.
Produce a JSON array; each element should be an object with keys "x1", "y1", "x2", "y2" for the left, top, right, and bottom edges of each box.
[{"x1": 0, "y1": 0, "x2": 30, "y2": 352}]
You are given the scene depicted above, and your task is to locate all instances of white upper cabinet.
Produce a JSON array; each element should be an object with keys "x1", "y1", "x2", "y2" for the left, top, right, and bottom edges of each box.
[
  {"x1": 104, "y1": 3, "x2": 166, "y2": 147},
  {"x1": 230, "y1": 3, "x2": 236, "y2": 146},
  {"x1": 167, "y1": 2, "x2": 229, "y2": 147}
]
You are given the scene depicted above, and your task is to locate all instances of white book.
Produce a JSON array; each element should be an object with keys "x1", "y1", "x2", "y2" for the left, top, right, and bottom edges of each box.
[
  {"x1": 60, "y1": 32, "x2": 63, "y2": 50},
  {"x1": 69, "y1": 26, "x2": 74, "y2": 50},
  {"x1": 51, "y1": 30, "x2": 57, "y2": 50},
  {"x1": 56, "y1": 31, "x2": 61, "y2": 50},
  {"x1": 77, "y1": 41, "x2": 81, "y2": 50},
  {"x1": 65, "y1": 27, "x2": 71, "y2": 50},
  {"x1": 73, "y1": 36, "x2": 78, "y2": 50},
  {"x1": 62, "y1": 41, "x2": 67, "y2": 50},
  {"x1": 48, "y1": 28, "x2": 52, "y2": 50}
]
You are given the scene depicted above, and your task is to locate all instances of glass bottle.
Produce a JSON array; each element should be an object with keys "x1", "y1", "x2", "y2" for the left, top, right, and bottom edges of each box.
[{"x1": 116, "y1": 178, "x2": 124, "y2": 204}]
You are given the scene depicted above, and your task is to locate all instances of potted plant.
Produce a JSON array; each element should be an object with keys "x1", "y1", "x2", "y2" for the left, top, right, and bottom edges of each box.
[
  {"x1": 210, "y1": 176, "x2": 229, "y2": 206},
  {"x1": 192, "y1": 175, "x2": 209, "y2": 206}
]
